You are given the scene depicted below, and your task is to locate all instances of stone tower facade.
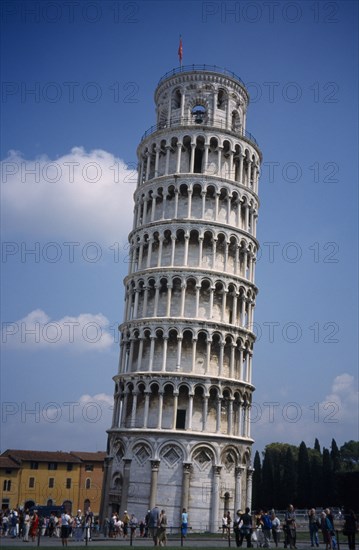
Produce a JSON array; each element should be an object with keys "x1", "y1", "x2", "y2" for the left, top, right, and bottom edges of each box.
[{"x1": 101, "y1": 65, "x2": 262, "y2": 532}]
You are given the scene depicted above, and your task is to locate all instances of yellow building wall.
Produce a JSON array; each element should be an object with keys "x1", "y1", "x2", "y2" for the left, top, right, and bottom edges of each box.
[
  {"x1": 17, "y1": 461, "x2": 81, "y2": 511},
  {"x1": 0, "y1": 468, "x2": 21, "y2": 510}
]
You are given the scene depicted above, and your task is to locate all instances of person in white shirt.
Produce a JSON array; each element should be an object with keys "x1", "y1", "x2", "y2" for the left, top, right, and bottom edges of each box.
[{"x1": 60, "y1": 512, "x2": 71, "y2": 547}]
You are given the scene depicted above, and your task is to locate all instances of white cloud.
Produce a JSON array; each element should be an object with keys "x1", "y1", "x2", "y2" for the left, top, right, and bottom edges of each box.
[
  {"x1": 252, "y1": 373, "x2": 358, "y2": 450},
  {"x1": 1, "y1": 147, "x2": 136, "y2": 245},
  {"x1": 1, "y1": 393, "x2": 113, "y2": 452},
  {"x1": 1, "y1": 308, "x2": 115, "y2": 351}
]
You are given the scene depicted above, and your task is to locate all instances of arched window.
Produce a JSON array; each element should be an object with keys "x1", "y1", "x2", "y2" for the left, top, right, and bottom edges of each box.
[
  {"x1": 191, "y1": 105, "x2": 206, "y2": 124},
  {"x1": 85, "y1": 478, "x2": 91, "y2": 490}
]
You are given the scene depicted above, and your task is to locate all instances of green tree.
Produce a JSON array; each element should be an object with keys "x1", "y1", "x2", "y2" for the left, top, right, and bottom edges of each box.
[
  {"x1": 322, "y1": 447, "x2": 333, "y2": 504},
  {"x1": 331, "y1": 438, "x2": 341, "y2": 472},
  {"x1": 297, "y1": 441, "x2": 311, "y2": 507},
  {"x1": 281, "y1": 447, "x2": 296, "y2": 507},
  {"x1": 262, "y1": 449, "x2": 275, "y2": 508},
  {"x1": 340, "y1": 441, "x2": 359, "y2": 469},
  {"x1": 309, "y1": 448, "x2": 323, "y2": 507},
  {"x1": 252, "y1": 451, "x2": 262, "y2": 510},
  {"x1": 314, "y1": 438, "x2": 321, "y2": 454}
]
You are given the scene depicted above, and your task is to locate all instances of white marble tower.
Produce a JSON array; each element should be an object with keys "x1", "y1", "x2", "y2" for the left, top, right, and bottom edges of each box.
[{"x1": 101, "y1": 65, "x2": 262, "y2": 532}]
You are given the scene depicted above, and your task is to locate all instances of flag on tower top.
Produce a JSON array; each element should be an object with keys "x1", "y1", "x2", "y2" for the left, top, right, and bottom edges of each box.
[{"x1": 178, "y1": 35, "x2": 183, "y2": 66}]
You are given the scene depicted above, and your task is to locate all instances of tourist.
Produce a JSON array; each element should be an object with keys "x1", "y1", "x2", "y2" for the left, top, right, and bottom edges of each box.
[
  {"x1": 261, "y1": 509, "x2": 272, "y2": 548},
  {"x1": 149, "y1": 505, "x2": 160, "y2": 546},
  {"x1": 181, "y1": 508, "x2": 188, "y2": 539},
  {"x1": 308, "y1": 508, "x2": 320, "y2": 548},
  {"x1": 271, "y1": 510, "x2": 280, "y2": 547},
  {"x1": 73, "y1": 510, "x2": 83, "y2": 542},
  {"x1": 237, "y1": 507, "x2": 253, "y2": 548},
  {"x1": 123, "y1": 510, "x2": 130, "y2": 539},
  {"x1": 320, "y1": 511, "x2": 333, "y2": 550},
  {"x1": 23, "y1": 510, "x2": 30, "y2": 542},
  {"x1": 222, "y1": 512, "x2": 229, "y2": 538},
  {"x1": 158, "y1": 509, "x2": 167, "y2": 547},
  {"x1": 284, "y1": 504, "x2": 297, "y2": 550},
  {"x1": 129, "y1": 513, "x2": 138, "y2": 538},
  {"x1": 84, "y1": 507, "x2": 93, "y2": 541},
  {"x1": 60, "y1": 510, "x2": 72, "y2": 547},
  {"x1": 342, "y1": 508, "x2": 357, "y2": 550},
  {"x1": 29, "y1": 511, "x2": 39, "y2": 542}
]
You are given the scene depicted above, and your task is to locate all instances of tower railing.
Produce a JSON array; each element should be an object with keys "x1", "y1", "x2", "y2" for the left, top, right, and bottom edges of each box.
[
  {"x1": 140, "y1": 116, "x2": 258, "y2": 147},
  {"x1": 157, "y1": 65, "x2": 245, "y2": 87}
]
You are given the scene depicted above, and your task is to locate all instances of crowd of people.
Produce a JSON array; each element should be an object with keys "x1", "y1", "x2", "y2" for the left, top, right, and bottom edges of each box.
[
  {"x1": 0, "y1": 507, "x2": 96, "y2": 544},
  {"x1": 1, "y1": 504, "x2": 357, "y2": 548},
  {"x1": 228, "y1": 505, "x2": 357, "y2": 550}
]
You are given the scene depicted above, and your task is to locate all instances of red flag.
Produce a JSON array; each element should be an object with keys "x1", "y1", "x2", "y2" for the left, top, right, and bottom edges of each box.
[{"x1": 178, "y1": 36, "x2": 183, "y2": 65}]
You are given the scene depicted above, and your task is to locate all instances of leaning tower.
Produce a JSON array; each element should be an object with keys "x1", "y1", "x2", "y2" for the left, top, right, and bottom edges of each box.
[{"x1": 101, "y1": 65, "x2": 262, "y2": 532}]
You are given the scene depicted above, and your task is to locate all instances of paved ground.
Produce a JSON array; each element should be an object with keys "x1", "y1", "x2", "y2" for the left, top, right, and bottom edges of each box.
[{"x1": 0, "y1": 536, "x2": 353, "y2": 549}]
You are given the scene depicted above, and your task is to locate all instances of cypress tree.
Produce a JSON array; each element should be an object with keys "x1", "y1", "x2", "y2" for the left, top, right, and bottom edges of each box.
[
  {"x1": 310, "y1": 448, "x2": 323, "y2": 507},
  {"x1": 322, "y1": 447, "x2": 333, "y2": 505},
  {"x1": 314, "y1": 438, "x2": 321, "y2": 454},
  {"x1": 262, "y1": 447, "x2": 275, "y2": 508},
  {"x1": 297, "y1": 441, "x2": 311, "y2": 507},
  {"x1": 331, "y1": 438, "x2": 341, "y2": 472},
  {"x1": 252, "y1": 451, "x2": 262, "y2": 510},
  {"x1": 281, "y1": 447, "x2": 296, "y2": 508}
]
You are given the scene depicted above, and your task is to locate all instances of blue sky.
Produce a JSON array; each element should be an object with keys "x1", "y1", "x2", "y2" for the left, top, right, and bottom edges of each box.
[{"x1": 1, "y1": 0, "x2": 358, "y2": 456}]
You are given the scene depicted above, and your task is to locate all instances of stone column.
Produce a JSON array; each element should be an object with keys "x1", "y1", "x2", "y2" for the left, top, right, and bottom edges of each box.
[
  {"x1": 166, "y1": 285, "x2": 172, "y2": 316},
  {"x1": 239, "y1": 153, "x2": 245, "y2": 184},
  {"x1": 149, "y1": 460, "x2": 160, "y2": 509},
  {"x1": 157, "y1": 391, "x2": 163, "y2": 428},
  {"x1": 190, "y1": 143, "x2": 196, "y2": 173},
  {"x1": 203, "y1": 143, "x2": 210, "y2": 174},
  {"x1": 176, "y1": 335, "x2": 183, "y2": 370},
  {"x1": 184, "y1": 233, "x2": 189, "y2": 265},
  {"x1": 157, "y1": 236, "x2": 164, "y2": 267},
  {"x1": 182, "y1": 463, "x2": 192, "y2": 512},
  {"x1": 216, "y1": 398, "x2": 221, "y2": 433},
  {"x1": 153, "y1": 284, "x2": 160, "y2": 317},
  {"x1": 143, "y1": 391, "x2": 150, "y2": 428},
  {"x1": 201, "y1": 190, "x2": 206, "y2": 218},
  {"x1": 130, "y1": 391, "x2": 138, "y2": 427},
  {"x1": 161, "y1": 336, "x2": 168, "y2": 372},
  {"x1": 154, "y1": 150, "x2": 160, "y2": 178},
  {"x1": 148, "y1": 336, "x2": 156, "y2": 372},
  {"x1": 234, "y1": 466, "x2": 244, "y2": 513},
  {"x1": 211, "y1": 466, "x2": 222, "y2": 533},
  {"x1": 198, "y1": 239, "x2": 203, "y2": 268},
  {"x1": 187, "y1": 393, "x2": 194, "y2": 430},
  {"x1": 246, "y1": 468, "x2": 254, "y2": 510},
  {"x1": 176, "y1": 142, "x2": 182, "y2": 173},
  {"x1": 172, "y1": 390, "x2": 178, "y2": 429},
  {"x1": 99, "y1": 456, "x2": 113, "y2": 524},
  {"x1": 165, "y1": 146, "x2": 170, "y2": 175},
  {"x1": 120, "y1": 458, "x2": 132, "y2": 514},
  {"x1": 187, "y1": 189, "x2": 193, "y2": 218},
  {"x1": 136, "y1": 337, "x2": 144, "y2": 371},
  {"x1": 202, "y1": 395, "x2": 208, "y2": 431},
  {"x1": 180, "y1": 281, "x2": 186, "y2": 316}
]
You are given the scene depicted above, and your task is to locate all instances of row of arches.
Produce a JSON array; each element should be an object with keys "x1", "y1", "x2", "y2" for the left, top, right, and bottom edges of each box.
[
  {"x1": 127, "y1": 228, "x2": 257, "y2": 282},
  {"x1": 111, "y1": 437, "x2": 251, "y2": 468},
  {"x1": 118, "y1": 326, "x2": 254, "y2": 380},
  {"x1": 133, "y1": 181, "x2": 258, "y2": 235},
  {"x1": 123, "y1": 275, "x2": 256, "y2": 326},
  {"x1": 138, "y1": 134, "x2": 260, "y2": 191},
  {"x1": 112, "y1": 380, "x2": 253, "y2": 438},
  {"x1": 155, "y1": 76, "x2": 249, "y2": 142}
]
